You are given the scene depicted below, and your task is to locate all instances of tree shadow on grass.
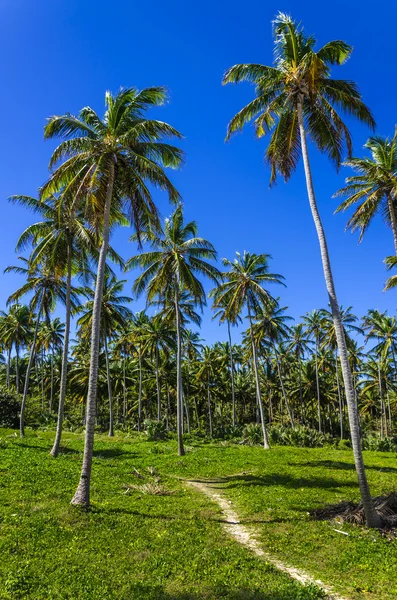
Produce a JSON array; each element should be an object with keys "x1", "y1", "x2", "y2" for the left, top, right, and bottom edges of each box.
[
  {"x1": 93, "y1": 448, "x2": 137, "y2": 459},
  {"x1": 126, "y1": 584, "x2": 322, "y2": 599},
  {"x1": 294, "y1": 460, "x2": 397, "y2": 474},
  {"x1": 191, "y1": 473, "x2": 355, "y2": 492}
]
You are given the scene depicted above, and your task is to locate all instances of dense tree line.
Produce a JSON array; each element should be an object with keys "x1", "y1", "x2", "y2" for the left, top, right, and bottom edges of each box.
[{"x1": 1, "y1": 13, "x2": 397, "y2": 527}]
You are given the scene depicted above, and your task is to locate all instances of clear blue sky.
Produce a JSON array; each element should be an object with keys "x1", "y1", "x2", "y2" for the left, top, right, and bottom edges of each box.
[{"x1": 1, "y1": 0, "x2": 396, "y2": 344}]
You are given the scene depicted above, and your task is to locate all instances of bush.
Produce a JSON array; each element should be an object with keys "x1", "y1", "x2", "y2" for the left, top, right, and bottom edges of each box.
[
  {"x1": 0, "y1": 387, "x2": 20, "y2": 428},
  {"x1": 362, "y1": 434, "x2": 397, "y2": 452},
  {"x1": 242, "y1": 423, "x2": 263, "y2": 445},
  {"x1": 268, "y1": 425, "x2": 333, "y2": 448},
  {"x1": 144, "y1": 419, "x2": 168, "y2": 441}
]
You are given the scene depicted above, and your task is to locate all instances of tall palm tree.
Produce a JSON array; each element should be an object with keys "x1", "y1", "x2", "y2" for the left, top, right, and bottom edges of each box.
[
  {"x1": 288, "y1": 324, "x2": 312, "y2": 422},
  {"x1": 5, "y1": 257, "x2": 79, "y2": 437},
  {"x1": 210, "y1": 251, "x2": 284, "y2": 448},
  {"x1": 335, "y1": 131, "x2": 397, "y2": 252},
  {"x1": 43, "y1": 87, "x2": 183, "y2": 506},
  {"x1": 76, "y1": 273, "x2": 132, "y2": 436},
  {"x1": 0, "y1": 304, "x2": 31, "y2": 392},
  {"x1": 127, "y1": 205, "x2": 220, "y2": 455},
  {"x1": 302, "y1": 310, "x2": 327, "y2": 433},
  {"x1": 9, "y1": 193, "x2": 122, "y2": 456},
  {"x1": 222, "y1": 13, "x2": 379, "y2": 526},
  {"x1": 37, "y1": 317, "x2": 65, "y2": 412}
]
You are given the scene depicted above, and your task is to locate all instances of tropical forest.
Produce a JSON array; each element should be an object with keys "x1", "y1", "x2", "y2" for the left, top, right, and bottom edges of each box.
[{"x1": 1, "y1": 4, "x2": 397, "y2": 600}]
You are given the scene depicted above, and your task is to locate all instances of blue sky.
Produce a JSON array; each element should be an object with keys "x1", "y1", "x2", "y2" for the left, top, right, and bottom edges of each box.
[{"x1": 1, "y1": 0, "x2": 396, "y2": 344}]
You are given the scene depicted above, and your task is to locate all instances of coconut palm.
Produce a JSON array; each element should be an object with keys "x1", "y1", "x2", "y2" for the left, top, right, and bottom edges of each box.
[
  {"x1": 76, "y1": 273, "x2": 133, "y2": 436},
  {"x1": 127, "y1": 205, "x2": 220, "y2": 455},
  {"x1": 335, "y1": 131, "x2": 397, "y2": 252},
  {"x1": 222, "y1": 12, "x2": 379, "y2": 526},
  {"x1": 0, "y1": 304, "x2": 31, "y2": 392},
  {"x1": 5, "y1": 257, "x2": 80, "y2": 437},
  {"x1": 42, "y1": 87, "x2": 183, "y2": 506},
  {"x1": 37, "y1": 318, "x2": 65, "y2": 412},
  {"x1": 210, "y1": 251, "x2": 284, "y2": 448},
  {"x1": 288, "y1": 324, "x2": 313, "y2": 422}
]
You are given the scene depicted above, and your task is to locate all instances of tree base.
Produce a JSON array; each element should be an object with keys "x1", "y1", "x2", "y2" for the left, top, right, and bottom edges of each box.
[
  {"x1": 311, "y1": 492, "x2": 397, "y2": 530},
  {"x1": 71, "y1": 478, "x2": 90, "y2": 507}
]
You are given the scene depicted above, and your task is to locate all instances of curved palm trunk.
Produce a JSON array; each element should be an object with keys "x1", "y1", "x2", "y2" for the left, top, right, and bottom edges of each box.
[
  {"x1": 314, "y1": 339, "x2": 322, "y2": 433},
  {"x1": 227, "y1": 321, "x2": 236, "y2": 427},
  {"x1": 155, "y1": 345, "x2": 161, "y2": 421},
  {"x1": 175, "y1": 283, "x2": 185, "y2": 456},
  {"x1": 71, "y1": 162, "x2": 114, "y2": 507},
  {"x1": 51, "y1": 239, "x2": 72, "y2": 457},
  {"x1": 387, "y1": 193, "x2": 397, "y2": 254},
  {"x1": 137, "y1": 349, "x2": 143, "y2": 431},
  {"x1": 104, "y1": 336, "x2": 114, "y2": 437},
  {"x1": 20, "y1": 293, "x2": 44, "y2": 437},
  {"x1": 297, "y1": 103, "x2": 380, "y2": 528},
  {"x1": 248, "y1": 302, "x2": 270, "y2": 449}
]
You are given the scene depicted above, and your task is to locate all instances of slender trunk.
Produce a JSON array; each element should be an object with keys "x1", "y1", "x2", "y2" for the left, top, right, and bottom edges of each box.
[
  {"x1": 104, "y1": 336, "x2": 114, "y2": 437},
  {"x1": 155, "y1": 345, "x2": 161, "y2": 421},
  {"x1": 335, "y1": 351, "x2": 343, "y2": 439},
  {"x1": 207, "y1": 375, "x2": 213, "y2": 438},
  {"x1": 51, "y1": 240, "x2": 72, "y2": 457},
  {"x1": 6, "y1": 347, "x2": 11, "y2": 389},
  {"x1": 248, "y1": 302, "x2": 269, "y2": 449},
  {"x1": 184, "y1": 392, "x2": 191, "y2": 434},
  {"x1": 297, "y1": 103, "x2": 380, "y2": 528},
  {"x1": 137, "y1": 349, "x2": 143, "y2": 431},
  {"x1": 298, "y1": 356, "x2": 304, "y2": 424},
  {"x1": 20, "y1": 293, "x2": 44, "y2": 437},
  {"x1": 378, "y1": 357, "x2": 384, "y2": 438},
  {"x1": 15, "y1": 344, "x2": 19, "y2": 393},
  {"x1": 387, "y1": 193, "x2": 397, "y2": 254},
  {"x1": 175, "y1": 283, "x2": 185, "y2": 456},
  {"x1": 273, "y1": 342, "x2": 294, "y2": 427},
  {"x1": 71, "y1": 161, "x2": 114, "y2": 507},
  {"x1": 227, "y1": 321, "x2": 236, "y2": 427},
  {"x1": 41, "y1": 347, "x2": 45, "y2": 410},
  {"x1": 165, "y1": 384, "x2": 170, "y2": 430},
  {"x1": 49, "y1": 348, "x2": 54, "y2": 413},
  {"x1": 386, "y1": 386, "x2": 392, "y2": 434},
  {"x1": 314, "y1": 339, "x2": 322, "y2": 433},
  {"x1": 123, "y1": 356, "x2": 127, "y2": 421}
]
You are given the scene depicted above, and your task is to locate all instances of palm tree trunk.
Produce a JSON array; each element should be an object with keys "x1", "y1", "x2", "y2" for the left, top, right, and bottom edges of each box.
[
  {"x1": 71, "y1": 161, "x2": 114, "y2": 507},
  {"x1": 20, "y1": 293, "x2": 44, "y2": 437},
  {"x1": 175, "y1": 283, "x2": 185, "y2": 456},
  {"x1": 155, "y1": 345, "x2": 161, "y2": 421},
  {"x1": 387, "y1": 193, "x2": 397, "y2": 254},
  {"x1": 15, "y1": 344, "x2": 19, "y2": 393},
  {"x1": 123, "y1": 356, "x2": 127, "y2": 421},
  {"x1": 41, "y1": 347, "x2": 45, "y2": 410},
  {"x1": 6, "y1": 347, "x2": 11, "y2": 389},
  {"x1": 297, "y1": 103, "x2": 380, "y2": 528},
  {"x1": 51, "y1": 238, "x2": 72, "y2": 457},
  {"x1": 104, "y1": 336, "x2": 114, "y2": 437},
  {"x1": 137, "y1": 349, "x2": 143, "y2": 431},
  {"x1": 184, "y1": 392, "x2": 191, "y2": 434},
  {"x1": 335, "y1": 350, "x2": 343, "y2": 440},
  {"x1": 314, "y1": 339, "x2": 321, "y2": 433},
  {"x1": 207, "y1": 375, "x2": 213, "y2": 438},
  {"x1": 248, "y1": 302, "x2": 270, "y2": 449},
  {"x1": 227, "y1": 321, "x2": 236, "y2": 427},
  {"x1": 49, "y1": 347, "x2": 54, "y2": 413}
]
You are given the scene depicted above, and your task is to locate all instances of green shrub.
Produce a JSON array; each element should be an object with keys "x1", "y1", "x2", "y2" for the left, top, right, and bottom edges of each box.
[
  {"x1": 362, "y1": 434, "x2": 397, "y2": 452},
  {"x1": 144, "y1": 419, "x2": 168, "y2": 441},
  {"x1": 242, "y1": 422, "x2": 263, "y2": 445},
  {"x1": 0, "y1": 387, "x2": 20, "y2": 428},
  {"x1": 268, "y1": 425, "x2": 333, "y2": 448}
]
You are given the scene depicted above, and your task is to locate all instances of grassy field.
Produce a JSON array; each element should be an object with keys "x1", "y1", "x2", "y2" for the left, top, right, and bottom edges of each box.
[{"x1": 0, "y1": 430, "x2": 396, "y2": 599}]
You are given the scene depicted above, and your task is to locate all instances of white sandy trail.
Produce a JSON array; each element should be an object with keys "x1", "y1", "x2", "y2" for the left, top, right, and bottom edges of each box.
[{"x1": 186, "y1": 479, "x2": 348, "y2": 600}]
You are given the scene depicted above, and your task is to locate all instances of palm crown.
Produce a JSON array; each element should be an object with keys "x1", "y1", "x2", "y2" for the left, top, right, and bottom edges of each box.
[{"x1": 223, "y1": 12, "x2": 375, "y2": 183}]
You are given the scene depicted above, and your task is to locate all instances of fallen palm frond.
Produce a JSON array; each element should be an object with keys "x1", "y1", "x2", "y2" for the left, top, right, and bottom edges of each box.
[
  {"x1": 311, "y1": 493, "x2": 397, "y2": 529},
  {"x1": 122, "y1": 482, "x2": 176, "y2": 496}
]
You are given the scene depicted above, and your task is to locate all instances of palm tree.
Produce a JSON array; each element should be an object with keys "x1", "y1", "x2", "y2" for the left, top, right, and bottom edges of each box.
[
  {"x1": 37, "y1": 318, "x2": 65, "y2": 412},
  {"x1": 5, "y1": 257, "x2": 79, "y2": 437},
  {"x1": 210, "y1": 251, "x2": 284, "y2": 448},
  {"x1": 42, "y1": 87, "x2": 183, "y2": 506},
  {"x1": 76, "y1": 273, "x2": 132, "y2": 436},
  {"x1": 288, "y1": 324, "x2": 312, "y2": 423},
  {"x1": 0, "y1": 304, "x2": 31, "y2": 392},
  {"x1": 127, "y1": 205, "x2": 220, "y2": 455},
  {"x1": 335, "y1": 131, "x2": 397, "y2": 252},
  {"x1": 222, "y1": 13, "x2": 379, "y2": 526}
]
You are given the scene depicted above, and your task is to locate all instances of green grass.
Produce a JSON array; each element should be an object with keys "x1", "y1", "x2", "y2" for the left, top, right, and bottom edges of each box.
[{"x1": 0, "y1": 430, "x2": 396, "y2": 599}]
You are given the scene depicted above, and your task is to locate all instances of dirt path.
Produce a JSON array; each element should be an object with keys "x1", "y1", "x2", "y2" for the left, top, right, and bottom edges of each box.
[{"x1": 186, "y1": 479, "x2": 348, "y2": 600}]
